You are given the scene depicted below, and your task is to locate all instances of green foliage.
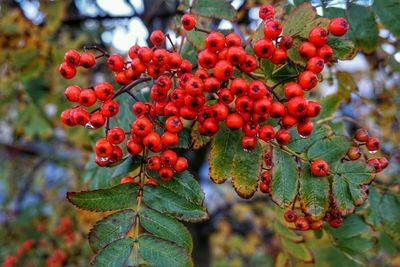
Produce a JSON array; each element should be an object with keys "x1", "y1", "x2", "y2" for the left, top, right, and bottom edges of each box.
[
  {"x1": 92, "y1": 238, "x2": 134, "y2": 267},
  {"x1": 372, "y1": 0, "x2": 400, "y2": 38},
  {"x1": 192, "y1": 0, "x2": 236, "y2": 21}
]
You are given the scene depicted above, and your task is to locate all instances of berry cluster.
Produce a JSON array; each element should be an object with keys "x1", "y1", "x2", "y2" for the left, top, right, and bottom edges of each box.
[
  {"x1": 59, "y1": 5, "x2": 352, "y2": 183},
  {"x1": 1, "y1": 218, "x2": 75, "y2": 267}
]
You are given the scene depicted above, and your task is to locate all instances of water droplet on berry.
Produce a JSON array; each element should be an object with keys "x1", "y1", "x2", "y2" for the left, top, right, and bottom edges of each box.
[
  {"x1": 368, "y1": 150, "x2": 378, "y2": 154},
  {"x1": 85, "y1": 122, "x2": 94, "y2": 129},
  {"x1": 100, "y1": 157, "x2": 108, "y2": 162},
  {"x1": 299, "y1": 134, "x2": 309, "y2": 139}
]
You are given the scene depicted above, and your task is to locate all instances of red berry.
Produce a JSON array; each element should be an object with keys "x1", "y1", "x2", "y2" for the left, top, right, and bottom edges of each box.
[
  {"x1": 284, "y1": 210, "x2": 297, "y2": 223},
  {"x1": 310, "y1": 159, "x2": 330, "y2": 177},
  {"x1": 107, "y1": 54, "x2": 125, "y2": 72},
  {"x1": 168, "y1": 52, "x2": 183, "y2": 69},
  {"x1": 60, "y1": 109, "x2": 76, "y2": 127},
  {"x1": 72, "y1": 108, "x2": 90, "y2": 126},
  {"x1": 297, "y1": 119, "x2": 313, "y2": 137},
  {"x1": 132, "y1": 102, "x2": 148, "y2": 117},
  {"x1": 101, "y1": 100, "x2": 119, "y2": 117},
  {"x1": 198, "y1": 49, "x2": 218, "y2": 69},
  {"x1": 150, "y1": 30, "x2": 165, "y2": 46},
  {"x1": 253, "y1": 38, "x2": 274, "y2": 59},
  {"x1": 110, "y1": 145, "x2": 123, "y2": 162},
  {"x1": 212, "y1": 103, "x2": 229, "y2": 121},
  {"x1": 248, "y1": 80, "x2": 267, "y2": 100},
  {"x1": 126, "y1": 139, "x2": 143, "y2": 155},
  {"x1": 138, "y1": 47, "x2": 154, "y2": 63},
  {"x1": 270, "y1": 48, "x2": 287, "y2": 64},
  {"x1": 287, "y1": 96, "x2": 308, "y2": 118},
  {"x1": 354, "y1": 128, "x2": 369, "y2": 142},
  {"x1": 132, "y1": 117, "x2": 153, "y2": 137},
  {"x1": 275, "y1": 129, "x2": 290, "y2": 145},
  {"x1": 205, "y1": 32, "x2": 225, "y2": 53},
  {"x1": 284, "y1": 83, "x2": 303, "y2": 99},
  {"x1": 59, "y1": 62, "x2": 77, "y2": 79},
  {"x1": 259, "y1": 180, "x2": 270, "y2": 193},
  {"x1": 259, "y1": 125, "x2": 275, "y2": 142},
  {"x1": 181, "y1": 13, "x2": 196, "y2": 31},
  {"x1": 347, "y1": 146, "x2": 362, "y2": 160},
  {"x1": 64, "y1": 49, "x2": 80, "y2": 66},
  {"x1": 128, "y1": 45, "x2": 140, "y2": 59},
  {"x1": 147, "y1": 156, "x2": 162, "y2": 170},
  {"x1": 235, "y1": 96, "x2": 253, "y2": 113},
  {"x1": 158, "y1": 167, "x2": 174, "y2": 181},
  {"x1": 308, "y1": 27, "x2": 328, "y2": 47},
  {"x1": 213, "y1": 60, "x2": 233, "y2": 81},
  {"x1": 240, "y1": 55, "x2": 257, "y2": 73},
  {"x1": 143, "y1": 132, "x2": 161, "y2": 150},
  {"x1": 242, "y1": 121, "x2": 260, "y2": 137},
  {"x1": 259, "y1": 4, "x2": 275, "y2": 20},
  {"x1": 254, "y1": 98, "x2": 271, "y2": 115},
  {"x1": 107, "y1": 127, "x2": 126, "y2": 144},
  {"x1": 366, "y1": 137, "x2": 380, "y2": 151},
  {"x1": 329, "y1": 17, "x2": 349, "y2": 36},
  {"x1": 279, "y1": 35, "x2": 293, "y2": 50},
  {"x1": 264, "y1": 19, "x2": 282, "y2": 39},
  {"x1": 165, "y1": 116, "x2": 183, "y2": 133},
  {"x1": 185, "y1": 77, "x2": 204, "y2": 96},
  {"x1": 64, "y1": 85, "x2": 81, "y2": 102},
  {"x1": 94, "y1": 82, "x2": 114, "y2": 101},
  {"x1": 230, "y1": 78, "x2": 248, "y2": 96},
  {"x1": 299, "y1": 42, "x2": 317, "y2": 59},
  {"x1": 227, "y1": 46, "x2": 246, "y2": 65},
  {"x1": 120, "y1": 176, "x2": 135, "y2": 184},
  {"x1": 242, "y1": 136, "x2": 257, "y2": 150},
  {"x1": 90, "y1": 112, "x2": 106, "y2": 128},
  {"x1": 174, "y1": 157, "x2": 188, "y2": 172},
  {"x1": 202, "y1": 118, "x2": 219, "y2": 136},
  {"x1": 298, "y1": 71, "x2": 318, "y2": 90},
  {"x1": 218, "y1": 88, "x2": 234, "y2": 105},
  {"x1": 306, "y1": 100, "x2": 321, "y2": 117},
  {"x1": 307, "y1": 57, "x2": 325, "y2": 73},
  {"x1": 269, "y1": 102, "x2": 286, "y2": 118},
  {"x1": 161, "y1": 131, "x2": 179, "y2": 147},
  {"x1": 317, "y1": 45, "x2": 333, "y2": 63},
  {"x1": 329, "y1": 217, "x2": 343, "y2": 228},
  {"x1": 161, "y1": 150, "x2": 178, "y2": 166},
  {"x1": 226, "y1": 33, "x2": 242, "y2": 47},
  {"x1": 95, "y1": 138, "x2": 113, "y2": 158},
  {"x1": 226, "y1": 113, "x2": 244, "y2": 130},
  {"x1": 79, "y1": 53, "x2": 96, "y2": 68},
  {"x1": 295, "y1": 218, "x2": 310, "y2": 231},
  {"x1": 79, "y1": 89, "x2": 97, "y2": 107}
]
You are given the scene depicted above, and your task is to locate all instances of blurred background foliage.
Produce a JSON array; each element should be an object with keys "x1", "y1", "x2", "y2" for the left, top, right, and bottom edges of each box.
[{"x1": 0, "y1": 0, "x2": 399, "y2": 266}]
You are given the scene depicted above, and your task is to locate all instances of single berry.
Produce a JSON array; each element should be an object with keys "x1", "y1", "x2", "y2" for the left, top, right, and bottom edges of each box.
[{"x1": 310, "y1": 159, "x2": 330, "y2": 177}]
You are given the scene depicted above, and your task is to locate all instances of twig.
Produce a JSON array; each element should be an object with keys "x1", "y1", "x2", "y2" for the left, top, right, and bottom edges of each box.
[
  {"x1": 166, "y1": 34, "x2": 176, "y2": 51},
  {"x1": 194, "y1": 26, "x2": 211, "y2": 34}
]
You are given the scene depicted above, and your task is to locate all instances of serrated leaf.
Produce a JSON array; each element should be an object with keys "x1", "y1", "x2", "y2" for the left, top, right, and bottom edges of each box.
[
  {"x1": 274, "y1": 221, "x2": 304, "y2": 243},
  {"x1": 186, "y1": 30, "x2": 206, "y2": 50},
  {"x1": 177, "y1": 127, "x2": 190, "y2": 149},
  {"x1": 336, "y1": 236, "x2": 374, "y2": 255},
  {"x1": 380, "y1": 193, "x2": 400, "y2": 239},
  {"x1": 335, "y1": 162, "x2": 373, "y2": 185},
  {"x1": 92, "y1": 238, "x2": 134, "y2": 267},
  {"x1": 192, "y1": 0, "x2": 236, "y2": 21},
  {"x1": 283, "y1": 3, "x2": 316, "y2": 37},
  {"x1": 231, "y1": 140, "x2": 262, "y2": 199},
  {"x1": 332, "y1": 175, "x2": 355, "y2": 215},
  {"x1": 270, "y1": 148, "x2": 298, "y2": 208},
  {"x1": 67, "y1": 183, "x2": 138, "y2": 212},
  {"x1": 287, "y1": 124, "x2": 330, "y2": 153},
  {"x1": 372, "y1": 0, "x2": 400, "y2": 38},
  {"x1": 89, "y1": 210, "x2": 135, "y2": 253},
  {"x1": 307, "y1": 136, "x2": 350, "y2": 164},
  {"x1": 348, "y1": 182, "x2": 367, "y2": 206},
  {"x1": 314, "y1": 93, "x2": 342, "y2": 121},
  {"x1": 328, "y1": 36, "x2": 356, "y2": 61},
  {"x1": 190, "y1": 121, "x2": 210, "y2": 149},
  {"x1": 209, "y1": 124, "x2": 240, "y2": 184},
  {"x1": 329, "y1": 215, "x2": 368, "y2": 239},
  {"x1": 300, "y1": 164, "x2": 330, "y2": 220},
  {"x1": 274, "y1": 252, "x2": 290, "y2": 267},
  {"x1": 143, "y1": 185, "x2": 208, "y2": 222},
  {"x1": 365, "y1": 186, "x2": 382, "y2": 229},
  {"x1": 140, "y1": 207, "x2": 193, "y2": 252},
  {"x1": 281, "y1": 238, "x2": 314, "y2": 263},
  {"x1": 138, "y1": 235, "x2": 193, "y2": 267},
  {"x1": 287, "y1": 38, "x2": 307, "y2": 66},
  {"x1": 347, "y1": 4, "x2": 379, "y2": 53},
  {"x1": 252, "y1": 21, "x2": 266, "y2": 43}
]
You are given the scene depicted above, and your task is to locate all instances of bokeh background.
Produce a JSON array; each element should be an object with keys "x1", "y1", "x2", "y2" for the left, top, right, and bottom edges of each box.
[{"x1": 0, "y1": 0, "x2": 399, "y2": 266}]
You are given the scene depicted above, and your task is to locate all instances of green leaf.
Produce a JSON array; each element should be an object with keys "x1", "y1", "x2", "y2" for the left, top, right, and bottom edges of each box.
[
  {"x1": 110, "y1": 94, "x2": 135, "y2": 131},
  {"x1": 307, "y1": 136, "x2": 350, "y2": 165},
  {"x1": 365, "y1": 186, "x2": 382, "y2": 229},
  {"x1": 186, "y1": 30, "x2": 206, "y2": 50},
  {"x1": 177, "y1": 127, "x2": 190, "y2": 149},
  {"x1": 336, "y1": 236, "x2": 374, "y2": 255},
  {"x1": 274, "y1": 221, "x2": 304, "y2": 243},
  {"x1": 143, "y1": 185, "x2": 208, "y2": 222},
  {"x1": 327, "y1": 36, "x2": 356, "y2": 60},
  {"x1": 380, "y1": 193, "x2": 400, "y2": 239},
  {"x1": 335, "y1": 162, "x2": 373, "y2": 185},
  {"x1": 140, "y1": 207, "x2": 193, "y2": 252},
  {"x1": 287, "y1": 38, "x2": 307, "y2": 66},
  {"x1": 190, "y1": 121, "x2": 210, "y2": 149},
  {"x1": 270, "y1": 148, "x2": 298, "y2": 208},
  {"x1": 332, "y1": 175, "x2": 355, "y2": 215},
  {"x1": 281, "y1": 238, "x2": 314, "y2": 263},
  {"x1": 347, "y1": 4, "x2": 379, "y2": 53},
  {"x1": 231, "y1": 140, "x2": 263, "y2": 199},
  {"x1": 287, "y1": 124, "x2": 331, "y2": 153},
  {"x1": 283, "y1": 3, "x2": 316, "y2": 37},
  {"x1": 274, "y1": 252, "x2": 290, "y2": 267},
  {"x1": 89, "y1": 210, "x2": 135, "y2": 253},
  {"x1": 329, "y1": 215, "x2": 369, "y2": 239},
  {"x1": 67, "y1": 183, "x2": 138, "y2": 212},
  {"x1": 373, "y1": 0, "x2": 400, "y2": 38},
  {"x1": 92, "y1": 238, "x2": 134, "y2": 267},
  {"x1": 138, "y1": 235, "x2": 193, "y2": 267},
  {"x1": 300, "y1": 164, "x2": 330, "y2": 220},
  {"x1": 192, "y1": 0, "x2": 236, "y2": 21},
  {"x1": 252, "y1": 21, "x2": 266, "y2": 43},
  {"x1": 314, "y1": 93, "x2": 342, "y2": 121},
  {"x1": 336, "y1": 71, "x2": 358, "y2": 100},
  {"x1": 348, "y1": 182, "x2": 367, "y2": 206}
]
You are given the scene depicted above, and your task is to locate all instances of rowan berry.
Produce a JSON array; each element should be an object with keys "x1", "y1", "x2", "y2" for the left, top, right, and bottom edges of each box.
[
  {"x1": 309, "y1": 27, "x2": 328, "y2": 47},
  {"x1": 181, "y1": 13, "x2": 196, "y2": 31},
  {"x1": 329, "y1": 17, "x2": 349, "y2": 36},
  {"x1": 107, "y1": 54, "x2": 124, "y2": 72},
  {"x1": 64, "y1": 49, "x2": 80, "y2": 66},
  {"x1": 264, "y1": 19, "x2": 282, "y2": 39},
  {"x1": 64, "y1": 85, "x2": 81, "y2": 102},
  {"x1": 311, "y1": 159, "x2": 330, "y2": 177},
  {"x1": 79, "y1": 53, "x2": 96, "y2": 68},
  {"x1": 284, "y1": 210, "x2": 297, "y2": 223},
  {"x1": 150, "y1": 30, "x2": 165, "y2": 46}
]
